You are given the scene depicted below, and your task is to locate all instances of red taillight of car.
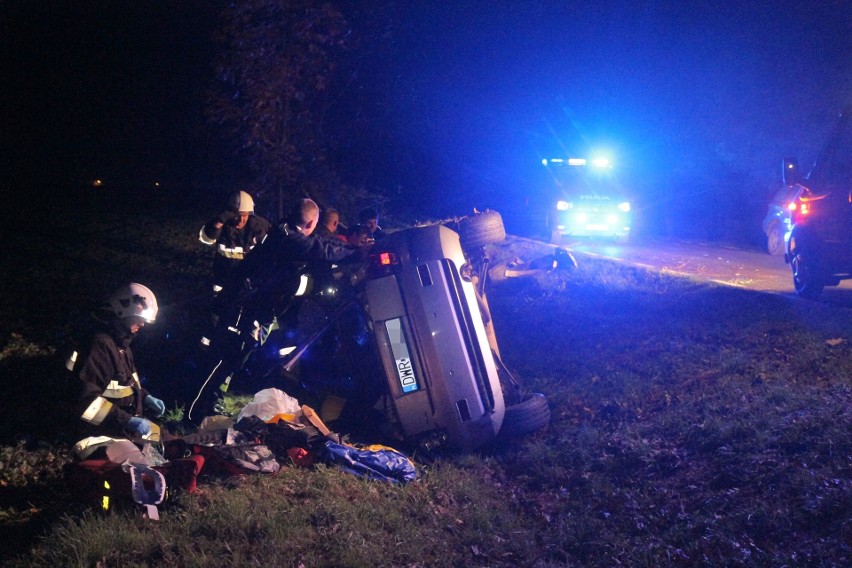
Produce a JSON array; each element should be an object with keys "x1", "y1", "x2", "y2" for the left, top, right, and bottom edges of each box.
[
  {"x1": 790, "y1": 199, "x2": 810, "y2": 225},
  {"x1": 368, "y1": 250, "x2": 400, "y2": 277}
]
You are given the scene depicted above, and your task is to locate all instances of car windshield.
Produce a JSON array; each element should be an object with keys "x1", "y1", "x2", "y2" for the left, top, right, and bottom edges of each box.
[{"x1": 549, "y1": 165, "x2": 626, "y2": 197}]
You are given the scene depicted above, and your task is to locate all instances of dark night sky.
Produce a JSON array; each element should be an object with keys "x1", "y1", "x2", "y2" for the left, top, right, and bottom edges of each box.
[
  {"x1": 376, "y1": 0, "x2": 851, "y2": 212},
  {"x1": 2, "y1": 1, "x2": 850, "y2": 217},
  {"x1": 2, "y1": 1, "x2": 220, "y2": 190}
]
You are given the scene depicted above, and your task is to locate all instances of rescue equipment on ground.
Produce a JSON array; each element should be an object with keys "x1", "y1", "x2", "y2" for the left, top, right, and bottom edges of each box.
[
  {"x1": 320, "y1": 441, "x2": 418, "y2": 484},
  {"x1": 67, "y1": 438, "x2": 174, "y2": 519}
]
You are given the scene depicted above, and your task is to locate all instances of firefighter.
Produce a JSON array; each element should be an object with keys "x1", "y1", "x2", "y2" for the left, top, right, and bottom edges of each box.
[
  {"x1": 199, "y1": 191, "x2": 271, "y2": 346},
  {"x1": 75, "y1": 283, "x2": 166, "y2": 440},
  {"x1": 245, "y1": 198, "x2": 361, "y2": 272},
  {"x1": 198, "y1": 190, "x2": 271, "y2": 299}
]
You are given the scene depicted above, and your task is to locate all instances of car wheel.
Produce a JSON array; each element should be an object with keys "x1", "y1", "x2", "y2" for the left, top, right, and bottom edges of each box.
[
  {"x1": 499, "y1": 392, "x2": 550, "y2": 437},
  {"x1": 790, "y1": 247, "x2": 824, "y2": 299},
  {"x1": 767, "y1": 223, "x2": 785, "y2": 256},
  {"x1": 457, "y1": 210, "x2": 506, "y2": 249}
]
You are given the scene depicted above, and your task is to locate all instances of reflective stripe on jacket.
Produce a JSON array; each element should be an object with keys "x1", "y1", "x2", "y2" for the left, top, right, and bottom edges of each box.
[
  {"x1": 200, "y1": 215, "x2": 272, "y2": 285},
  {"x1": 199, "y1": 216, "x2": 271, "y2": 259},
  {"x1": 77, "y1": 331, "x2": 148, "y2": 434}
]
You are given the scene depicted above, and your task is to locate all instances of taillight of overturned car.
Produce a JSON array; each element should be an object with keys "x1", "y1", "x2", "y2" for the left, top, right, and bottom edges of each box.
[{"x1": 368, "y1": 250, "x2": 401, "y2": 277}]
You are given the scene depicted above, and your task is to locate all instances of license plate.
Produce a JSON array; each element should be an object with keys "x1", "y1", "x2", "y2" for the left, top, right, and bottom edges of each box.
[{"x1": 385, "y1": 318, "x2": 420, "y2": 393}]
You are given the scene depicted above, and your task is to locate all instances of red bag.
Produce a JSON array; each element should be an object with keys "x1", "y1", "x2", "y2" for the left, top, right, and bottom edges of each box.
[{"x1": 65, "y1": 455, "x2": 205, "y2": 513}]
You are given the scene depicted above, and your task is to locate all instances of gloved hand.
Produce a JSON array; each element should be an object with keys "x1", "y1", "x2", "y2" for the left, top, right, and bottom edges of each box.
[
  {"x1": 144, "y1": 395, "x2": 166, "y2": 418},
  {"x1": 127, "y1": 416, "x2": 153, "y2": 437},
  {"x1": 217, "y1": 210, "x2": 238, "y2": 225}
]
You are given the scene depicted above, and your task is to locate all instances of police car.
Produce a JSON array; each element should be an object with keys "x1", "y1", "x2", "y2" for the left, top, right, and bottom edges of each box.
[{"x1": 543, "y1": 157, "x2": 632, "y2": 244}]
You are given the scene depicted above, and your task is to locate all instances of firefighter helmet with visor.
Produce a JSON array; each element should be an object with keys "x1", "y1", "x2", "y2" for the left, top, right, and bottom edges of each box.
[{"x1": 108, "y1": 283, "x2": 158, "y2": 323}]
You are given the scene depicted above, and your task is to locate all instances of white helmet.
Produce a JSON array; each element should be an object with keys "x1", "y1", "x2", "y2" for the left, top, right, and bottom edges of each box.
[
  {"x1": 108, "y1": 283, "x2": 158, "y2": 323},
  {"x1": 228, "y1": 191, "x2": 254, "y2": 214}
]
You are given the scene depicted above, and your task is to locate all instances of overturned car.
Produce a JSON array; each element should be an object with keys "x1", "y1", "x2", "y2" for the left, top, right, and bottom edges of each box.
[{"x1": 191, "y1": 211, "x2": 550, "y2": 452}]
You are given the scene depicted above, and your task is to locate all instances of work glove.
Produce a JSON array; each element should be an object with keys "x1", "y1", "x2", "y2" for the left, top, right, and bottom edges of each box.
[
  {"x1": 127, "y1": 416, "x2": 153, "y2": 437},
  {"x1": 144, "y1": 395, "x2": 166, "y2": 418},
  {"x1": 217, "y1": 210, "x2": 238, "y2": 225}
]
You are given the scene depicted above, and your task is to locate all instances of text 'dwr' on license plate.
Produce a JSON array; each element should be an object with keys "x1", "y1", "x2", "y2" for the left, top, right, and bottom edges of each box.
[{"x1": 385, "y1": 317, "x2": 420, "y2": 393}]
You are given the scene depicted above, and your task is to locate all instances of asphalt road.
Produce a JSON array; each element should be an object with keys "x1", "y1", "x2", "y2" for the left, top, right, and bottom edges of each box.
[{"x1": 555, "y1": 236, "x2": 852, "y2": 310}]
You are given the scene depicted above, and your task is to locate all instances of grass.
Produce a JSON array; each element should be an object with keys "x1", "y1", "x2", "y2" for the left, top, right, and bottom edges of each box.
[{"x1": 1, "y1": 194, "x2": 850, "y2": 566}]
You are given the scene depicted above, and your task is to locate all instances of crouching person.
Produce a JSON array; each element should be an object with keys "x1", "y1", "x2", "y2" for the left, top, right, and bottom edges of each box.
[
  {"x1": 75, "y1": 283, "x2": 166, "y2": 443},
  {"x1": 66, "y1": 284, "x2": 208, "y2": 511}
]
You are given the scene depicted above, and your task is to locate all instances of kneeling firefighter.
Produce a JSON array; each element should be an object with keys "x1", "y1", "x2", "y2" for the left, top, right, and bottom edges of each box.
[{"x1": 71, "y1": 283, "x2": 167, "y2": 442}]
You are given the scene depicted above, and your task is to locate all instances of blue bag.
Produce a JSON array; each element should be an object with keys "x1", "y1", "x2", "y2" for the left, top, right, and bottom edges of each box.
[{"x1": 321, "y1": 441, "x2": 417, "y2": 484}]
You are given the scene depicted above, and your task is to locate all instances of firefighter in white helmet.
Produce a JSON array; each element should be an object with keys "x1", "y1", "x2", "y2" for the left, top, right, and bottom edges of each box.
[
  {"x1": 74, "y1": 283, "x2": 167, "y2": 439},
  {"x1": 198, "y1": 192, "x2": 271, "y2": 342},
  {"x1": 199, "y1": 191, "x2": 271, "y2": 295}
]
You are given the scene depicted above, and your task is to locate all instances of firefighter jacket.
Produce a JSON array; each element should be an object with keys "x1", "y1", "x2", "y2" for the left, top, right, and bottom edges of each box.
[
  {"x1": 217, "y1": 222, "x2": 363, "y2": 326},
  {"x1": 199, "y1": 215, "x2": 271, "y2": 288},
  {"x1": 243, "y1": 221, "x2": 361, "y2": 275},
  {"x1": 77, "y1": 323, "x2": 151, "y2": 437}
]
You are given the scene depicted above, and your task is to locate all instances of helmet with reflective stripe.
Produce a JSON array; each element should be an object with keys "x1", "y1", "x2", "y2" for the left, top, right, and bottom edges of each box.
[
  {"x1": 227, "y1": 191, "x2": 255, "y2": 214},
  {"x1": 108, "y1": 283, "x2": 158, "y2": 323}
]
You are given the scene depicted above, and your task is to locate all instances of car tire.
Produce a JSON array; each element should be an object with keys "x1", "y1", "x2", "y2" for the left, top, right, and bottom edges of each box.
[
  {"x1": 499, "y1": 392, "x2": 550, "y2": 437},
  {"x1": 767, "y1": 222, "x2": 785, "y2": 256},
  {"x1": 789, "y1": 244, "x2": 824, "y2": 299},
  {"x1": 457, "y1": 210, "x2": 506, "y2": 250}
]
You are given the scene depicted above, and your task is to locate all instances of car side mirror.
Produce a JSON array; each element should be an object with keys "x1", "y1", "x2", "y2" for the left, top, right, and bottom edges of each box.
[{"x1": 782, "y1": 157, "x2": 800, "y2": 186}]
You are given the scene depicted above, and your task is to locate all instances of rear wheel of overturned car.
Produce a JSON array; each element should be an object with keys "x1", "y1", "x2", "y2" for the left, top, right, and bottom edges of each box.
[
  {"x1": 457, "y1": 210, "x2": 506, "y2": 250},
  {"x1": 790, "y1": 246, "x2": 824, "y2": 299},
  {"x1": 499, "y1": 392, "x2": 550, "y2": 438},
  {"x1": 766, "y1": 222, "x2": 785, "y2": 256}
]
